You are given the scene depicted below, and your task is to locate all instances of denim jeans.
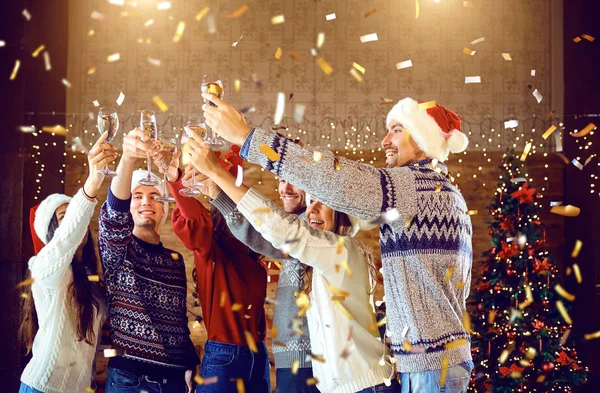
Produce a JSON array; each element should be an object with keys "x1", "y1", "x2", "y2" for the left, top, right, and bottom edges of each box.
[
  {"x1": 196, "y1": 340, "x2": 270, "y2": 393},
  {"x1": 18, "y1": 383, "x2": 44, "y2": 393},
  {"x1": 274, "y1": 367, "x2": 320, "y2": 393},
  {"x1": 355, "y1": 377, "x2": 401, "y2": 393},
  {"x1": 400, "y1": 361, "x2": 474, "y2": 393},
  {"x1": 105, "y1": 367, "x2": 186, "y2": 393}
]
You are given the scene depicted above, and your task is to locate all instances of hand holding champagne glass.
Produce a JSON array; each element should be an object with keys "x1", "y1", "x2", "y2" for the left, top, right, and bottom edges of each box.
[
  {"x1": 201, "y1": 74, "x2": 227, "y2": 151},
  {"x1": 179, "y1": 117, "x2": 205, "y2": 197},
  {"x1": 96, "y1": 107, "x2": 119, "y2": 177},
  {"x1": 139, "y1": 110, "x2": 161, "y2": 186},
  {"x1": 153, "y1": 132, "x2": 178, "y2": 203}
]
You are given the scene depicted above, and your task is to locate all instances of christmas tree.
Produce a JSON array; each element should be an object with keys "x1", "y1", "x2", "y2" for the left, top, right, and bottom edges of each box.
[{"x1": 468, "y1": 151, "x2": 587, "y2": 393}]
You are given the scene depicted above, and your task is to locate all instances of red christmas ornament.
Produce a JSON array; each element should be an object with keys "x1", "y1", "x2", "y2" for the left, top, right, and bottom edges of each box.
[
  {"x1": 494, "y1": 285, "x2": 502, "y2": 291},
  {"x1": 542, "y1": 361, "x2": 555, "y2": 372},
  {"x1": 507, "y1": 331, "x2": 516, "y2": 340},
  {"x1": 510, "y1": 183, "x2": 537, "y2": 204}
]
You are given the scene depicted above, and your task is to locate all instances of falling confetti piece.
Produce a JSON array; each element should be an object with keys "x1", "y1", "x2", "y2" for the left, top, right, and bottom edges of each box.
[
  {"x1": 32, "y1": 44, "x2": 45, "y2": 57},
  {"x1": 573, "y1": 264, "x2": 582, "y2": 283},
  {"x1": 359, "y1": 33, "x2": 378, "y2": 43},
  {"x1": 194, "y1": 375, "x2": 218, "y2": 385},
  {"x1": 43, "y1": 51, "x2": 51, "y2": 70},
  {"x1": 572, "y1": 159, "x2": 583, "y2": 170},
  {"x1": 157, "y1": 1, "x2": 171, "y2": 10},
  {"x1": 18, "y1": 125, "x2": 35, "y2": 133},
  {"x1": 444, "y1": 339, "x2": 468, "y2": 350},
  {"x1": 560, "y1": 329, "x2": 571, "y2": 345},
  {"x1": 144, "y1": 19, "x2": 154, "y2": 27},
  {"x1": 104, "y1": 349, "x2": 118, "y2": 357},
  {"x1": 462, "y1": 311, "x2": 472, "y2": 334},
  {"x1": 581, "y1": 34, "x2": 595, "y2": 42},
  {"x1": 520, "y1": 142, "x2": 532, "y2": 161},
  {"x1": 173, "y1": 21, "x2": 185, "y2": 43},
  {"x1": 584, "y1": 331, "x2": 600, "y2": 340},
  {"x1": 271, "y1": 15, "x2": 285, "y2": 24},
  {"x1": 555, "y1": 284, "x2": 575, "y2": 301},
  {"x1": 92, "y1": 100, "x2": 100, "y2": 107},
  {"x1": 396, "y1": 60, "x2": 413, "y2": 69},
  {"x1": 274, "y1": 47, "x2": 283, "y2": 59},
  {"x1": 470, "y1": 37, "x2": 485, "y2": 45},
  {"x1": 147, "y1": 58, "x2": 161, "y2": 67},
  {"x1": 341, "y1": 260, "x2": 352, "y2": 277},
  {"x1": 291, "y1": 359, "x2": 300, "y2": 374},
  {"x1": 502, "y1": 53, "x2": 512, "y2": 61},
  {"x1": 334, "y1": 157, "x2": 341, "y2": 170},
  {"x1": 466, "y1": 210, "x2": 478, "y2": 216},
  {"x1": 556, "y1": 300, "x2": 572, "y2": 324},
  {"x1": 107, "y1": 53, "x2": 120, "y2": 62},
  {"x1": 415, "y1": 0, "x2": 420, "y2": 18},
  {"x1": 504, "y1": 119, "x2": 519, "y2": 129},
  {"x1": 463, "y1": 47, "x2": 476, "y2": 56},
  {"x1": 499, "y1": 350, "x2": 509, "y2": 364},
  {"x1": 573, "y1": 36, "x2": 582, "y2": 43},
  {"x1": 232, "y1": 35, "x2": 244, "y2": 47},
  {"x1": 584, "y1": 154, "x2": 597, "y2": 166},
  {"x1": 88, "y1": 29, "x2": 95, "y2": 36},
  {"x1": 115, "y1": 91, "x2": 125, "y2": 106},
  {"x1": 532, "y1": 89, "x2": 543, "y2": 103},
  {"x1": 510, "y1": 177, "x2": 527, "y2": 183},
  {"x1": 236, "y1": 378, "x2": 245, "y2": 393},
  {"x1": 331, "y1": 295, "x2": 346, "y2": 302},
  {"x1": 294, "y1": 104, "x2": 306, "y2": 123},
  {"x1": 207, "y1": 12, "x2": 217, "y2": 33},
  {"x1": 444, "y1": 266, "x2": 455, "y2": 282},
  {"x1": 22, "y1": 8, "x2": 31, "y2": 20},
  {"x1": 404, "y1": 215, "x2": 412, "y2": 228},
  {"x1": 87, "y1": 275, "x2": 100, "y2": 282},
  {"x1": 488, "y1": 310, "x2": 497, "y2": 324},
  {"x1": 289, "y1": 51, "x2": 306, "y2": 62},
  {"x1": 439, "y1": 357, "x2": 448, "y2": 386},
  {"x1": 570, "y1": 123, "x2": 595, "y2": 137},
  {"x1": 233, "y1": 79, "x2": 241, "y2": 93},
  {"x1": 465, "y1": 76, "x2": 481, "y2": 84},
  {"x1": 313, "y1": 151, "x2": 323, "y2": 162},
  {"x1": 364, "y1": 8, "x2": 380, "y2": 17},
  {"x1": 419, "y1": 100, "x2": 436, "y2": 110},
  {"x1": 9, "y1": 60, "x2": 20, "y2": 80},
  {"x1": 349, "y1": 68, "x2": 363, "y2": 82},
  {"x1": 325, "y1": 13, "x2": 336, "y2": 21},
  {"x1": 259, "y1": 144, "x2": 281, "y2": 161},
  {"x1": 0, "y1": 40, "x2": 5, "y2": 47},
  {"x1": 336, "y1": 236, "x2": 344, "y2": 254},
  {"x1": 550, "y1": 205, "x2": 580, "y2": 217},
  {"x1": 109, "y1": 0, "x2": 125, "y2": 5},
  {"x1": 91, "y1": 11, "x2": 104, "y2": 21},
  {"x1": 151, "y1": 96, "x2": 168, "y2": 112},
  {"x1": 531, "y1": 69, "x2": 536, "y2": 76},
  {"x1": 196, "y1": 7, "x2": 210, "y2": 21},
  {"x1": 542, "y1": 125, "x2": 557, "y2": 140},
  {"x1": 231, "y1": 303, "x2": 243, "y2": 312},
  {"x1": 352, "y1": 62, "x2": 365, "y2": 74},
  {"x1": 306, "y1": 378, "x2": 319, "y2": 386},
  {"x1": 316, "y1": 57, "x2": 333, "y2": 75},
  {"x1": 84, "y1": 387, "x2": 94, "y2": 393},
  {"x1": 87, "y1": 65, "x2": 97, "y2": 75},
  {"x1": 273, "y1": 92, "x2": 285, "y2": 125},
  {"x1": 310, "y1": 353, "x2": 326, "y2": 363},
  {"x1": 16, "y1": 278, "x2": 35, "y2": 288},
  {"x1": 328, "y1": 284, "x2": 350, "y2": 297},
  {"x1": 229, "y1": 4, "x2": 249, "y2": 18}
]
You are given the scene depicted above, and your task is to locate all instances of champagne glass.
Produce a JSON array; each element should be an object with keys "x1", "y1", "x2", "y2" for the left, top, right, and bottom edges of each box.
[
  {"x1": 179, "y1": 117, "x2": 205, "y2": 197},
  {"x1": 97, "y1": 107, "x2": 119, "y2": 176},
  {"x1": 201, "y1": 73, "x2": 227, "y2": 151},
  {"x1": 139, "y1": 110, "x2": 161, "y2": 186},
  {"x1": 153, "y1": 134, "x2": 178, "y2": 203}
]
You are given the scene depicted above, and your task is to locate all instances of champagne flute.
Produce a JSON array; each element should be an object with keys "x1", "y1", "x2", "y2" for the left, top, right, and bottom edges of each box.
[
  {"x1": 153, "y1": 134, "x2": 178, "y2": 203},
  {"x1": 201, "y1": 73, "x2": 227, "y2": 151},
  {"x1": 97, "y1": 107, "x2": 119, "y2": 177},
  {"x1": 179, "y1": 117, "x2": 205, "y2": 197},
  {"x1": 139, "y1": 110, "x2": 161, "y2": 186}
]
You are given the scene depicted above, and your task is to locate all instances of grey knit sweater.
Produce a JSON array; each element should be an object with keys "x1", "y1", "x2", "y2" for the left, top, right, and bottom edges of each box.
[
  {"x1": 240, "y1": 128, "x2": 474, "y2": 373},
  {"x1": 211, "y1": 193, "x2": 312, "y2": 370}
]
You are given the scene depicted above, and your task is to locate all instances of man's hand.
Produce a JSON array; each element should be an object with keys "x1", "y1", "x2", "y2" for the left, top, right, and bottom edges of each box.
[
  {"x1": 154, "y1": 150, "x2": 181, "y2": 183},
  {"x1": 122, "y1": 128, "x2": 152, "y2": 163},
  {"x1": 201, "y1": 93, "x2": 253, "y2": 146},
  {"x1": 182, "y1": 164, "x2": 222, "y2": 199}
]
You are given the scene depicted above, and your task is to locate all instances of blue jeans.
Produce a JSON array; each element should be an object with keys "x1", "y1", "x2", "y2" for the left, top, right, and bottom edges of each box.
[
  {"x1": 400, "y1": 361, "x2": 474, "y2": 393},
  {"x1": 274, "y1": 367, "x2": 320, "y2": 393},
  {"x1": 356, "y1": 378, "x2": 401, "y2": 393},
  {"x1": 18, "y1": 383, "x2": 43, "y2": 393},
  {"x1": 196, "y1": 340, "x2": 270, "y2": 393},
  {"x1": 105, "y1": 367, "x2": 186, "y2": 393}
]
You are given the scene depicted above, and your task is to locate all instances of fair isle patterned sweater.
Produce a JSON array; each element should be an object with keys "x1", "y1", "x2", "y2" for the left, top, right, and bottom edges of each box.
[
  {"x1": 98, "y1": 190, "x2": 199, "y2": 369},
  {"x1": 241, "y1": 128, "x2": 474, "y2": 373}
]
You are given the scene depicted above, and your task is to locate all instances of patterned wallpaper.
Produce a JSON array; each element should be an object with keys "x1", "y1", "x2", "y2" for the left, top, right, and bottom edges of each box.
[{"x1": 67, "y1": 0, "x2": 555, "y2": 151}]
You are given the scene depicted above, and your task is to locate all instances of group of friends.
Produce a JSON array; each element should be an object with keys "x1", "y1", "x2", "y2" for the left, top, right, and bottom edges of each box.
[{"x1": 19, "y1": 94, "x2": 474, "y2": 393}]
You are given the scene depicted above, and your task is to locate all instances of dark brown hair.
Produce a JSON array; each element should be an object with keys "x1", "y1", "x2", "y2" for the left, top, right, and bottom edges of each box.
[{"x1": 19, "y1": 213, "x2": 102, "y2": 353}]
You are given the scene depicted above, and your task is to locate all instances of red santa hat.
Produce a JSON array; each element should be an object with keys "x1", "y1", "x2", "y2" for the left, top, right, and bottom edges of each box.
[
  {"x1": 386, "y1": 98, "x2": 469, "y2": 162},
  {"x1": 30, "y1": 193, "x2": 72, "y2": 254}
]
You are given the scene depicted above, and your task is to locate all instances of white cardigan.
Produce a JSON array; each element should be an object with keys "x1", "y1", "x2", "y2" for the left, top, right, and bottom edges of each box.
[
  {"x1": 238, "y1": 189, "x2": 393, "y2": 393},
  {"x1": 21, "y1": 189, "x2": 107, "y2": 393}
]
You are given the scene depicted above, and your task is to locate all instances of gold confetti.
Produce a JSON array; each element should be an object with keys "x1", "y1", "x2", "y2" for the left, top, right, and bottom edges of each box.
[
  {"x1": 88, "y1": 29, "x2": 95, "y2": 36},
  {"x1": 245, "y1": 331, "x2": 258, "y2": 353},
  {"x1": 488, "y1": 310, "x2": 497, "y2": 324},
  {"x1": 316, "y1": 57, "x2": 333, "y2": 75},
  {"x1": 334, "y1": 301, "x2": 354, "y2": 319},
  {"x1": 439, "y1": 356, "x2": 448, "y2": 386},
  {"x1": 252, "y1": 207, "x2": 272, "y2": 215},
  {"x1": 22, "y1": 8, "x2": 32, "y2": 20},
  {"x1": 9, "y1": 60, "x2": 20, "y2": 80},
  {"x1": 341, "y1": 260, "x2": 352, "y2": 277},
  {"x1": 87, "y1": 65, "x2": 97, "y2": 75},
  {"x1": 542, "y1": 125, "x2": 557, "y2": 140},
  {"x1": 42, "y1": 125, "x2": 68, "y2": 136},
  {"x1": 444, "y1": 266, "x2": 455, "y2": 282},
  {"x1": 396, "y1": 59, "x2": 413, "y2": 69},
  {"x1": 310, "y1": 353, "x2": 326, "y2": 363},
  {"x1": 462, "y1": 311, "x2": 472, "y2": 334},
  {"x1": 570, "y1": 123, "x2": 595, "y2": 137},
  {"x1": 334, "y1": 157, "x2": 341, "y2": 170},
  {"x1": 359, "y1": 33, "x2": 378, "y2": 43},
  {"x1": 271, "y1": 15, "x2": 285, "y2": 24},
  {"x1": 573, "y1": 36, "x2": 582, "y2": 43},
  {"x1": 171, "y1": 252, "x2": 179, "y2": 260},
  {"x1": 404, "y1": 215, "x2": 412, "y2": 228},
  {"x1": 502, "y1": 53, "x2": 513, "y2": 61},
  {"x1": 194, "y1": 375, "x2": 218, "y2": 385},
  {"x1": 107, "y1": 53, "x2": 121, "y2": 62},
  {"x1": 434, "y1": 183, "x2": 443, "y2": 193},
  {"x1": 444, "y1": 339, "x2": 468, "y2": 350},
  {"x1": 402, "y1": 340, "x2": 413, "y2": 352},
  {"x1": 291, "y1": 359, "x2": 300, "y2": 374},
  {"x1": 274, "y1": 47, "x2": 283, "y2": 60},
  {"x1": 556, "y1": 300, "x2": 573, "y2": 324},
  {"x1": 415, "y1": 0, "x2": 420, "y2": 18},
  {"x1": 306, "y1": 378, "x2": 319, "y2": 386},
  {"x1": 331, "y1": 295, "x2": 346, "y2": 301},
  {"x1": 196, "y1": 7, "x2": 210, "y2": 21},
  {"x1": 470, "y1": 36, "x2": 485, "y2": 45},
  {"x1": 581, "y1": 34, "x2": 595, "y2": 41},
  {"x1": 525, "y1": 284, "x2": 534, "y2": 303},
  {"x1": 236, "y1": 378, "x2": 245, "y2": 393},
  {"x1": 463, "y1": 47, "x2": 476, "y2": 56},
  {"x1": 352, "y1": 62, "x2": 366, "y2": 74},
  {"x1": 87, "y1": 275, "x2": 100, "y2": 282},
  {"x1": 328, "y1": 284, "x2": 350, "y2": 297},
  {"x1": 571, "y1": 240, "x2": 582, "y2": 258},
  {"x1": 32, "y1": 44, "x2": 45, "y2": 57},
  {"x1": 289, "y1": 51, "x2": 306, "y2": 62},
  {"x1": 510, "y1": 371, "x2": 522, "y2": 378},
  {"x1": 273, "y1": 341, "x2": 286, "y2": 347},
  {"x1": 456, "y1": 281, "x2": 465, "y2": 289},
  {"x1": 550, "y1": 205, "x2": 580, "y2": 217},
  {"x1": 364, "y1": 8, "x2": 380, "y2": 17},
  {"x1": 231, "y1": 303, "x2": 243, "y2": 312},
  {"x1": 520, "y1": 142, "x2": 532, "y2": 161},
  {"x1": 419, "y1": 100, "x2": 437, "y2": 110},
  {"x1": 316, "y1": 32, "x2": 325, "y2": 48},
  {"x1": 336, "y1": 236, "x2": 345, "y2": 254},
  {"x1": 173, "y1": 21, "x2": 185, "y2": 43},
  {"x1": 584, "y1": 331, "x2": 600, "y2": 340},
  {"x1": 349, "y1": 68, "x2": 363, "y2": 82},
  {"x1": 555, "y1": 284, "x2": 575, "y2": 302},
  {"x1": 20, "y1": 293, "x2": 30, "y2": 299},
  {"x1": 259, "y1": 144, "x2": 280, "y2": 161},
  {"x1": 573, "y1": 264, "x2": 582, "y2": 283},
  {"x1": 84, "y1": 387, "x2": 94, "y2": 393},
  {"x1": 466, "y1": 210, "x2": 478, "y2": 216},
  {"x1": 220, "y1": 291, "x2": 226, "y2": 307},
  {"x1": 152, "y1": 96, "x2": 169, "y2": 112},
  {"x1": 16, "y1": 278, "x2": 35, "y2": 288},
  {"x1": 499, "y1": 349, "x2": 509, "y2": 364},
  {"x1": 229, "y1": 4, "x2": 249, "y2": 18},
  {"x1": 254, "y1": 218, "x2": 263, "y2": 227},
  {"x1": 536, "y1": 375, "x2": 546, "y2": 383}
]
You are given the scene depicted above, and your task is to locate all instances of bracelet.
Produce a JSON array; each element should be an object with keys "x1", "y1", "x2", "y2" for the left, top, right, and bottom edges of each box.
[{"x1": 82, "y1": 187, "x2": 97, "y2": 200}]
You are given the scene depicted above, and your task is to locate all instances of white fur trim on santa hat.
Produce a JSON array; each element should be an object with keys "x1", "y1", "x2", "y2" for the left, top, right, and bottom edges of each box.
[
  {"x1": 35, "y1": 193, "x2": 72, "y2": 244},
  {"x1": 386, "y1": 97, "x2": 466, "y2": 162},
  {"x1": 131, "y1": 169, "x2": 169, "y2": 225}
]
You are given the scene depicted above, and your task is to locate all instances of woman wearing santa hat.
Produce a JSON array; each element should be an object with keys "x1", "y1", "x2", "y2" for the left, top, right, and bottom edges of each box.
[{"x1": 18, "y1": 132, "x2": 117, "y2": 393}]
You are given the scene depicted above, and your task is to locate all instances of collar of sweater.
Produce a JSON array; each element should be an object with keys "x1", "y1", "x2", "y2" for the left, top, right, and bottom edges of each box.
[{"x1": 133, "y1": 235, "x2": 165, "y2": 252}]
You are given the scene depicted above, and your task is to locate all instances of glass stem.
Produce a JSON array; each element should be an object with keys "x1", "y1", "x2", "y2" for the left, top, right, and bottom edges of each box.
[
  {"x1": 163, "y1": 174, "x2": 170, "y2": 198},
  {"x1": 146, "y1": 152, "x2": 152, "y2": 179},
  {"x1": 192, "y1": 169, "x2": 196, "y2": 184}
]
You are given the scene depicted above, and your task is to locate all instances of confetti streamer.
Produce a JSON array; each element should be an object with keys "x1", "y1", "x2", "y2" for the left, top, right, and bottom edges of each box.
[
  {"x1": 465, "y1": 76, "x2": 481, "y2": 84},
  {"x1": 104, "y1": 349, "x2": 118, "y2": 358},
  {"x1": 232, "y1": 35, "x2": 244, "y2": 47},
  {"x1": 466, "y1": 210, "x2": 478, "y2": 216},
  {"x1": 352, "y1": 62, "x2": 365, "y2": 74},
  {"x1": 236, "y1": 378, "x2": 245, "y2": 393},
  {"x1": 273, "y1": 92, "x2": 285, "y2": 125},
  {"x1": 116, "y1": 92, "x2": 125, "y2": 106},
  {"x1": 531, "y1": 69, "x2": 536, "y2": 76},
  {"x1": 570, "y1": 123, "x2": 595, "y2": 137},
  {"x1": 396, "y1": 60, "x2": 413, "y2": 70},
  {"x1": 316, "y1": 57, "x2": 333, "y2": 75},
  {"x1": 555, "y1": 284, "x2": 575, "y2": 301},
  {"x1": 463, "y1": 47, "x2": 476, "y2": 56},
  {"x1": 359, "y1": 33, "x2": 378, "y2": 43},
  {"x1": 207, "y1": 12, "x2": 216, "y2": 34},
  {"x1": 32, "y1": 45, "x2": 45, "y2": 58},
  {"x1": 542, "y1": 125, "x2": 557, "y2": 140},
  {"x1": 532, "y1": 89, "x2": 543, "y2": 103},
  {"x1": 173, "y1": 21, "x2": 185, "y2": 43},
  {"x1": 550, "y1": 205, "x2": 580, "y2": 217},
  {"x1": 61, "y1": 78, "x2": 72, "y2": 88},
  {"x1": 573, "y1": 264, "x2": 582, "y2": 283},
  {"x1": 504, "y1": 119, "x2": 519, "y2": 129},
  {"x1": 572, "y1": 159, "x2": 583, "y2": 170},
  {"x1": 556, "y1": 300, "x2": 573, "y2": 324},
  {"x1": 444, "y1": 266, "x2": 455, "y2": 282},
  {"x1": 92, "y1": 100, "x2": 100, "y2": 107},
  {"x1": 306, "y1": 378, "x2": 319, "y2": 386},
  {"x1": 87, "y1": 65, "x2": 97, "y2": 75},
  {"x1": 349, "y1": 68, "x2": 363, "y2": 82},
  {"x1": 152, "y1": 96, "x2": 169, "y2": 112},
  {"x1": 22, "y1": 8, "x2": 31, "y2": 20},
  {"x1": 520, "y1": 142, "x2": 532, "y2": 161},
  {"x1": 196, "y1": 7, "x2": 210, "y2": 21},
  {"x1": 16, "y1": 278, "x2": 35, "y2": 288},
  {"x1": 419, "y1": 100, "x2": 436, "y2": 110},
  {"x1": 274, "y1": 47, "x2": 283, "y2": 60},
  {"x1": 415, "y1": 0, "x2": 420, "y2": 18},
  {"x1": 502, "y1": 53, "x2": 512, "y2": 61},
  {"x1": 365, "y1": 8, "x2": 380, "y2": 17},
  {"x1": 229, "y1": 4, "x2": 249, "y2": 18},
  {"x1": 157, "y1": 1, "x2": 171, "y2": 10},
  {"x1": 259, "y1": 144, "x2": 281, "y2": 161},
  {"x1": 87, "y1": 275, "x2": 100, "y2": 282},
  {"x1": 444, "y1": 339, "x2": 468, "y2": 350},
  {"x1": 439, "y1": 357, "x2": 448, "y2": 386},
  {"x1": 90, "y1": 11, "x2": 104, "y2": 21},
  {"x1": 44, "y1": 51, "x2": 51, "y2": 70},
  {"x1": 9, "y1": 60, "x2": 20, "y2": 80},
  {"x1": 584, "y1": 331, "x2": 600, "y2": 340},
  {"x1": 581, "y1": 34, "x2": 595, "y2": 42},
  {"x1": 325, "y1": 13, "x2": 336, "y2": 21},
  {"x1": 271, "y1": 15, "x2": 285, "y2": 24},
  {"x1": 107, "y1": 53, "x2": 120, "y2": 62},
  {"x1": 470, "y1": 37, "x2": 485, "y2": 45},
  {"x1": 294, "y1": 104, "x2": 306, "y2": 123},
  {"x1": 462, "y1": 311, "x2": 472, "y2": 334}
]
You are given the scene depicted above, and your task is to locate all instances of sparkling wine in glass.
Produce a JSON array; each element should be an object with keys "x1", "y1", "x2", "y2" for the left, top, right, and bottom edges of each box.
[
  {"x1": 139, "y1": 110, "x2": 161, "y2": 186},
  {"x1": 201, "y1": 73, "x2": 227, "y2": 151},
  {"x1": 97, "y1": 107, "x2": 119, "y2": 177},
  {"x1": 179, "y1": 117, "x2": 205, "y2": 197},
  {"x1": 153, "y1": 136, "x2": 177, "y2": 203}
]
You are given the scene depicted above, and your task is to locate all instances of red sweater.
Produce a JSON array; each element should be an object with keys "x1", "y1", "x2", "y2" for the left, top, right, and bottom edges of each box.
[{"x1": 169, "y1": 179, "x2": 267, "y2": 346}]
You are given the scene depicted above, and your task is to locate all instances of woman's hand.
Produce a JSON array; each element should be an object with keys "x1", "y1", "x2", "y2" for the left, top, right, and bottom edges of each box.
[
  {"x1": 122, "y1": 128, "x2": 153, "y2": 163},
  {"x1": 154, "y1": 150, "x2": 181, "y2": 183},
  {"x1": 201, "y1": 93, "x2": 253, "y2": 146},
  {"x1": 187, "y1": 133, "x2": 223, "y2": 177},
  {"x1": 83, "y1": 132, "x2": 118, "y2": 197},
  {"x1": 182, "y1": 164, "x2": 222, "y2": 199}
]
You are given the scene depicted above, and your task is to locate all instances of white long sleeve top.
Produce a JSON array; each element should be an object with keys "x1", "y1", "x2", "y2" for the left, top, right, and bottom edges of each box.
[
  {"x1": 237, "y1": 188, "x2": 392, "y2": 393},
  {"x1": 20, "y1": 189, "x2": 107, "y2": 393}
]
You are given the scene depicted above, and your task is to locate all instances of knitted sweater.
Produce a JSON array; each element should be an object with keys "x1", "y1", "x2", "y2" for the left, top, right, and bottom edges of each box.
[
  {"x1": 241, "y1": 128, "x2": 474, "y2": 373},
  {"x1": 98, "y1": 190, "x2": 199, "y2": 371},
  {"x1": 211, "y1": 192, "x2": 312, "y2": 369},
  {"x1": 21, "y1": 189, "x2": 107, "y2": 393}
]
